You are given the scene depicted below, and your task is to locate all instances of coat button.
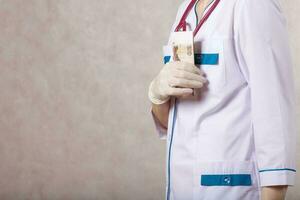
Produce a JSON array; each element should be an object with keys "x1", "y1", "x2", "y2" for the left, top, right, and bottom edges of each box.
[{"x1": 223, "y1": 176, "x2": 231, "y2": 184}]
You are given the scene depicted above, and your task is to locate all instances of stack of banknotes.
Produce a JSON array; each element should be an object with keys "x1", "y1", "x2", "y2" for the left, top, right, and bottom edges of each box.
[{"x1": 168, "y1": 31, "x2": 201, "y2": 97}]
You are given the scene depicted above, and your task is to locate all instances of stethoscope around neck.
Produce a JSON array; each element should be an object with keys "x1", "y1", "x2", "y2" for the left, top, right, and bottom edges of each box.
[{"x1": 175, "y1": 0, "x2": 221, "y2": 36}]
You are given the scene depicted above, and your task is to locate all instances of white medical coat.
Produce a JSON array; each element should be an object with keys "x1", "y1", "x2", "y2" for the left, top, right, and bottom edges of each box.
[{"x1": 150, "y1": 0, "x2": 297, "y2": 199}]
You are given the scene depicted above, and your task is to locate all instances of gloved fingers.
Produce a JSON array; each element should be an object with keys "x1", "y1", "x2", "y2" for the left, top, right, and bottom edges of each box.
[
  {"x1": 173, "y1": 69, "x2": 207, "y2": 83},
  {"x1": 167, "y1": 87, "x2": 194, "y2": 97},
  {"x1": 174, "y1": 61, "x2": 205, "y2": 75},
  {"x1": 169, "y1": 77, "x2": 204, "y2": 89}
]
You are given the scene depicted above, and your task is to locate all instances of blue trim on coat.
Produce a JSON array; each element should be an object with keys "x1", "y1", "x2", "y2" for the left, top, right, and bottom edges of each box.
[
  {"x1": 194, "y1": 53, "x2": 219, "y2": 65},
  {"x1": 163, "y1": 53, "x2": 219, "y2": 65},
  {"x1": 201, "y1": 174, "x2": 252, "y2": 186},
  {"x1": 164, "y1": 56, "x2": 171, "y2": 64},
  {"x1": 166, "y1": 98, "x2": 178, "y2": 200},
  {"x1": 259, "y1": 168, "x2": 296, "y2": 173}
]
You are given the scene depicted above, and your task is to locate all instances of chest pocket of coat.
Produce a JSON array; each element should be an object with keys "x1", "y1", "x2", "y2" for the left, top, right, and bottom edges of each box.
[{"x1": 194, "y1": 39, "x2": 226, "y2": 96}]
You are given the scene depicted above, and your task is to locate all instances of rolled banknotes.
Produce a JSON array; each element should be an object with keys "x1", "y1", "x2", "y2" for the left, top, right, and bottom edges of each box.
[{"x1": 168, "y1": 31, "x2": 201, "y2": 97}]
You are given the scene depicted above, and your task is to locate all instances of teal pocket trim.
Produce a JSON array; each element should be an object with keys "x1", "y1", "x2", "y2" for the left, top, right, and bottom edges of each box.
[
  {"x1": 201, "y1": 174, "x2": 252, "y2": 186},
  {"x1": 259, "y1": 168, "x2": 296, "y2": 173},
  {"x1": 164, "y1": 56, "x2": 171, "y2": 64},
  {"x1": 195, "y1": 53, "x2": 219, "y2": 65},
  {"x1": 163, "y1": 54, "x2": 219, "y2": 65}
]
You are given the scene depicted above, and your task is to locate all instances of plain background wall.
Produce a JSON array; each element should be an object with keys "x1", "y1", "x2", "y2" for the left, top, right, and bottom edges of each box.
[{"x1": 0, "y1": 0, "x2": 299, "y2": 199}]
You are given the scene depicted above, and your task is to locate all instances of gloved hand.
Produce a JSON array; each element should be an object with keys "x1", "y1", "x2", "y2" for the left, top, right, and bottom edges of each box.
[{"x1": 148, "y1": 61, "x2": 207, "y2": 105}]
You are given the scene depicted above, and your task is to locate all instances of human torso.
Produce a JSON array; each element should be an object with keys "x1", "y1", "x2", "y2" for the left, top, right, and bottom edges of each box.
[{"x1": 165, "y1": 0, "x2": 261, "y2": 199}]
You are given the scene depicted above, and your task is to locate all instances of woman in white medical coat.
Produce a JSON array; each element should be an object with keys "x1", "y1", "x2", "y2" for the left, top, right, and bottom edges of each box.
[{"x1": 148, "y1": 0, "x2": 297, "y2": 199}]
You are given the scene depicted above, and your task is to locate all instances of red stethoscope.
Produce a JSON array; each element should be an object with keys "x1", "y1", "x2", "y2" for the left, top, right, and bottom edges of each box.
[{"x1": 175, "y1": 0, "x2": 221, "y2": 36}]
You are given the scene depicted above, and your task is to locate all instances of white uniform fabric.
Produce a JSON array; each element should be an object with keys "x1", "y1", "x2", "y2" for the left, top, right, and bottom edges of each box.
[{"x1": 150, "y1": 0, "x2": 297, "y2": 199}]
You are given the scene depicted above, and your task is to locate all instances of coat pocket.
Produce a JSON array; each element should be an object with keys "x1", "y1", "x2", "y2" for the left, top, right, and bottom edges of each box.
[
  {"x1": 193, "y1": 160, "x2": 260, "y2": 200},
  {"x1": 194, "y1": 39, "x2": 226, "y2": 96}
]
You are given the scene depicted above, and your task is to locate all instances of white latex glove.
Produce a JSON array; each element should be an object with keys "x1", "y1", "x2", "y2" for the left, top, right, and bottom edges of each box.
[{"x1": 148, "y1": 61, "x2": 207, "y2": 105}]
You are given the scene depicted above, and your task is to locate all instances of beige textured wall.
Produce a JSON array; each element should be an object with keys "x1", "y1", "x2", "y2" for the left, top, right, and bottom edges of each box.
[{"x1": 0, "y1": 0, "x2": 299, "y2": 199}]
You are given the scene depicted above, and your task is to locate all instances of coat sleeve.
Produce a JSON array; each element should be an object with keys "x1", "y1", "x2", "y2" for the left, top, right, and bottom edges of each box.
[
  {"x1": 150, "y1": 1, "x2": 189, "y2": 140},
  {"x1": 234, "y1": 0, "x2": 297, "y2": 186}
]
